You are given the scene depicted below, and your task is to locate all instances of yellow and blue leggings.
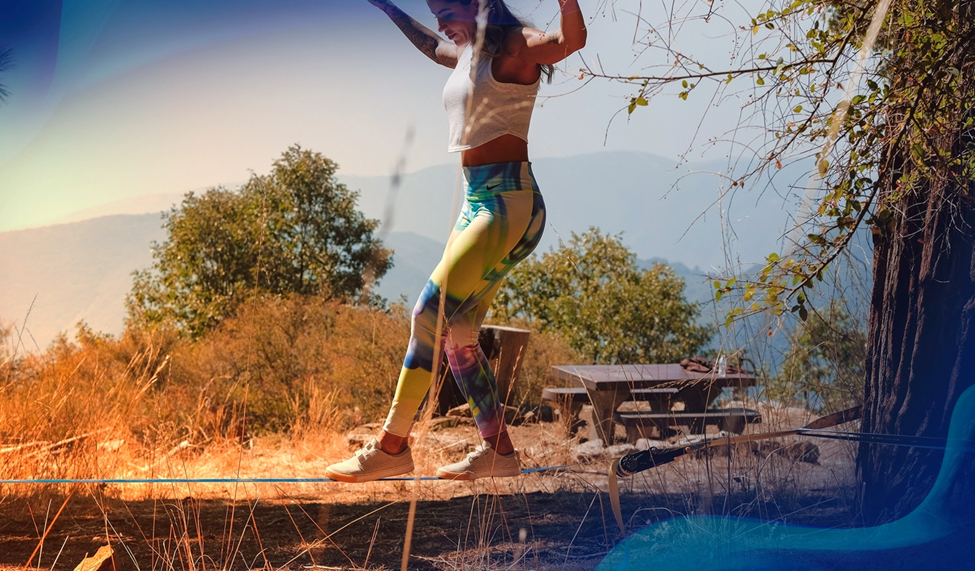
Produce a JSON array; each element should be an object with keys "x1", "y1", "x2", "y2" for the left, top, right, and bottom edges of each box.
[{"x1": 383, "y1": 162, "x2": 545, "y2": 439}]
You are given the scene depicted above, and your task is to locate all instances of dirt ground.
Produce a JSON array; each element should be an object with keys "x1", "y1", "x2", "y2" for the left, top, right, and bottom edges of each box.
[{"x1": 0, "y1": 408, "x2": 861, "y2": 570}]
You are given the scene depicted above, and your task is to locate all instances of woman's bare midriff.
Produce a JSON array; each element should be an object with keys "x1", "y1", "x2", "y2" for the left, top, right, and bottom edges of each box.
[{"x1": 461, "y1": 134, "x2": 530, "y2": 166}]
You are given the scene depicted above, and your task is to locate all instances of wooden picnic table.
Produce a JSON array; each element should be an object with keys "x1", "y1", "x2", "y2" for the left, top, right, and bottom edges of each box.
[{"x1": 550, "y1": 364, "x2": 758, "y2": 443}]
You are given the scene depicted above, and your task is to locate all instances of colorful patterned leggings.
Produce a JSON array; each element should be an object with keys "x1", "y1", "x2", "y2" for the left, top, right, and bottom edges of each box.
[{"x1": 383, "y1": 162, "x2": 546, "y2": 439}]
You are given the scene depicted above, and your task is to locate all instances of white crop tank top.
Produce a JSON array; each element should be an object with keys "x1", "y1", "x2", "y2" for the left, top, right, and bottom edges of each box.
[{"x1": 443, "y1": 44, "x2": 540, "y2": 152}]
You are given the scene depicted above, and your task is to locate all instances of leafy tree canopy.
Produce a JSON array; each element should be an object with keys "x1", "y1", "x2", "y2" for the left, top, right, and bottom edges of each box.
[
  {"x1": 491, "y1": 228, "x2": 712, "y2": 364},
  {"x1": 602, "y1": 0, "x2": 974, "y2": 322},
  {"x1": 127, "y1": 145, "x2": 391, "y2": 336}
]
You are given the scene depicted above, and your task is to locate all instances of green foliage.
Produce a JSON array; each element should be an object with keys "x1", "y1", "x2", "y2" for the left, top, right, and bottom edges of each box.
[
  {"x1": 770, "y1": 301, "x2": 866, "y2": 412},
  {"x1": 491, "y1": 228, "x2": 712, "y2": 364},
  {"x1": 604, "y1": 0, "x2": 975, "y2": 323},
  {"x1": 127, "y1": 145, "x2": 391, "y2": 336}
]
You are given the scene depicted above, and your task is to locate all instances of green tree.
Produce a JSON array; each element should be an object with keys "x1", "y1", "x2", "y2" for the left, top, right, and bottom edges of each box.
[
  {"x1": 772, "y1": 300, "x2": 866, "y2": 413},
  {"x1": 128, "y1": 145, "x2": 391, "y2": 336},
  {"x1": 491, "y1": 228, "x2": 711, "y2": 364},
  {"x1": 598, "y1": 0, "x2": 975, "y2": 521}
]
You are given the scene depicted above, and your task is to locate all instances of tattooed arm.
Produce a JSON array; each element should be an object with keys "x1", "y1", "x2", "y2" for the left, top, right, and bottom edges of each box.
[{"x1": 366, "y1": 0, "x2": 462, "y2": 68}]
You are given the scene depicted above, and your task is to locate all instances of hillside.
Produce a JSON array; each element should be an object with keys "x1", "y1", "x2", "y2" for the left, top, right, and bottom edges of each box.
[
  {"x1": 0, "y1": 215, "x2": 723, "y2": 351},
  {"x1": 0, "y1": 214, "x2": 445, "y2": 349},
  {"x1": 1, "y1": 151, "x2": 821, "y2": 349},
  {"x1": 341, "y1": 151, "x2": 804, "y2": 269},
  {"x1": 41, "y1": 151, "x2": 805, "y2": 269}
]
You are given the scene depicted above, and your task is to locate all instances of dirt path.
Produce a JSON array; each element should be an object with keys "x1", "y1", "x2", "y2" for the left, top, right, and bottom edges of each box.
[
  {"x1": 0, "y1": 484, "x2": 860, "y2": 571},
  {"x1": 0, "y1": 414, "x2": 861, "y2": 570}
]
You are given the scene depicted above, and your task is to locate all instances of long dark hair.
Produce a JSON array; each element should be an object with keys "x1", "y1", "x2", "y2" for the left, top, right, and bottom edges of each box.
[{"x1": 452, "y1": 0, "x2": 555, "y2": 83}]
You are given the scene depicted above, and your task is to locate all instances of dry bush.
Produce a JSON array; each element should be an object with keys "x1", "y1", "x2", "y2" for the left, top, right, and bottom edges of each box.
[
  {"x1": 168, "y1": 295, "x2": 410, "y2": 436},
  {"x1": 0, "y1": 326, "x2": 170, "y2": 486},
  {"x1": 0, "y1": 296, "x2": 411, "y2": 491}
]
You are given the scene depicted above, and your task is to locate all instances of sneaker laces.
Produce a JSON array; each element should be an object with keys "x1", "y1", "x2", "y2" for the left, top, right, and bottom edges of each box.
[
  {"x1": 467, "y1": 442, "x2": 494, "y2": 460},
  {"x1": 355, "y1": 439, "x2": 381, "y2": 460}
]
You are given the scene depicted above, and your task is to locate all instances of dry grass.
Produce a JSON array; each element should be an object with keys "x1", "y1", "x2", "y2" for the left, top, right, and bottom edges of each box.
[
  {"x1": 0, "y1": 301, "x2": 861, "y2": 570},
  {"x1": 0, "y1": 296, "x2": 585, "y2": 499}
]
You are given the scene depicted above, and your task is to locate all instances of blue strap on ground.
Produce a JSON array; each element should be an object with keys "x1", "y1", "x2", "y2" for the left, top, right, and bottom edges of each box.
[
  {"x1": 0, "y1": 477, "x2": 437, "y2": 484},
  {"x1": 0, "y1": 463, "x2": 581, "y2": 484}
]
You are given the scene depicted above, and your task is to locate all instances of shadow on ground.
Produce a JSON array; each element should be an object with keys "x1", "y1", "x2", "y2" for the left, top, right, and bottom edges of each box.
[{"x1": 0, "y1": 488, "x2": 861, "y2": 570}]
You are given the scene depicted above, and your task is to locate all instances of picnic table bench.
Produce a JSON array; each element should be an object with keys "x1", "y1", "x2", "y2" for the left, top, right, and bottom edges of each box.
[{"x1": 544, "y1": 363, "x2": 761, "y2": 443}]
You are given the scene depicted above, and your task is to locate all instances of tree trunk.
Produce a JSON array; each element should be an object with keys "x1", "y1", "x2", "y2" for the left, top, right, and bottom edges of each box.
[{"x1": 858, "y1": 174, "x2": 975, "y2": 523}]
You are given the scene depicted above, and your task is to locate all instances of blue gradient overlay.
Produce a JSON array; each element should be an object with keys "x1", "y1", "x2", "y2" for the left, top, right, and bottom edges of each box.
[
  {"x1": 599, "y1": 384, "x2": 975, "y2": 570},
  {"x1": 0, "y1": 0, "x2": 368, "y2": 166}
]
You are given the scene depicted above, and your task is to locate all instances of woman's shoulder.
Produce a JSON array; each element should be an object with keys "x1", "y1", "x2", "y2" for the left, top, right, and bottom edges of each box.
[{"x1": 496, "y1": 25, "x2": 537, "y2": 58}]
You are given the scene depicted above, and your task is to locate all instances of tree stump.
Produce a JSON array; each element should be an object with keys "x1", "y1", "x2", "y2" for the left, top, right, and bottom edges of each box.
[{"x1": 436, "y1": 325, "x2": 531, "y2": 415}]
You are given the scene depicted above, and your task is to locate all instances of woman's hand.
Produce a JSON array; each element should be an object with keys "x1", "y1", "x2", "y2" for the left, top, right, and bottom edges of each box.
[{"x1": 365, "y1": 0, "x2": 462, "y2": 68}]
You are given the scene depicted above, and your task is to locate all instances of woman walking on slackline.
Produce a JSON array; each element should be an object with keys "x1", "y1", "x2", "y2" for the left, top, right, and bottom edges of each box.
[{"x1": 326, "y1": 0, "x2": 586, "y2": 482}]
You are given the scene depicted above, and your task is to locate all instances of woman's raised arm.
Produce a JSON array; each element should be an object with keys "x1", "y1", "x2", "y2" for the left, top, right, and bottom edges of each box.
[
  {"x1": 507, "y1": 0, "x2": 587, "y2": 66},
  {"x1": 366, "y1": 0, "x2": 463, "y2": 68}
]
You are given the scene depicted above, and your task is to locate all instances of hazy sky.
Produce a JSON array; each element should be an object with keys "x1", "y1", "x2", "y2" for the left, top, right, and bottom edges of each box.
[{"x1": 1, "y1": 0, "x2": 757, "y2": 232}]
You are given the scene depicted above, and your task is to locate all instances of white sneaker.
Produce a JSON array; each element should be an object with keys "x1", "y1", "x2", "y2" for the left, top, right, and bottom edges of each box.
[
  {"x1": 436, "y1": 442, "x2": 522, "y2": 480},
  {"x1": 325, "y1": 439, "x2": 414, "y2": 483}
]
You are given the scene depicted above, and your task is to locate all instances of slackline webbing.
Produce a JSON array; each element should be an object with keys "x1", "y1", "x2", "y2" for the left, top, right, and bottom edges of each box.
[{"x1": 0, "y1": 463, "x2": 580, "y2": 485}]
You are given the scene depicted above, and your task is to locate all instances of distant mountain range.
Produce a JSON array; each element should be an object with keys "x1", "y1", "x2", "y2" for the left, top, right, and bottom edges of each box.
[
  {"x1": 1, "y1": 151, "x2": 836, "y2": 351},
  {"x1": 0, "y1": 214, "x2": 447, "y2": 350}
]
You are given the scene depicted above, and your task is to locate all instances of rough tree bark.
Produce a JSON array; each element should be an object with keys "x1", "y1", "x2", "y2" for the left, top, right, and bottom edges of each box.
[
  {"x1": 860, "y1": 172, "x2": 975, "y2": 524},
  {"x1": 856, "y1": 0, "x2": 975, "y2": 524}
]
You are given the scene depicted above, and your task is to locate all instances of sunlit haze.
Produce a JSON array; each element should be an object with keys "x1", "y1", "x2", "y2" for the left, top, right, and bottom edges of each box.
[{"x1": 1, "y1": 0, "x2": 752, "y2": 232}]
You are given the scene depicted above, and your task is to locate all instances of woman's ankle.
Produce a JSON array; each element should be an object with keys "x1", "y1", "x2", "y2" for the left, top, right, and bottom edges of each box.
[
  {"x1": 486, "y1": 431, "x2": 515, "y2": 455},
  {"x1": 378, "y1": 430, "x2": 409, "y2": 455}
]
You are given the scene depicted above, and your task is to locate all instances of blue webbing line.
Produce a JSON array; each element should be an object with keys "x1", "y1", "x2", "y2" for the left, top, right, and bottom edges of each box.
[
  {"x1": 0, "y1": 463, "x2": 581, "y2": 484},
  {"x1": 0, "y1": 477, "x2": 434, "y2": 484},
  {"x1": 520, "y1": 462, "x2": 578, "y2": 473}
]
